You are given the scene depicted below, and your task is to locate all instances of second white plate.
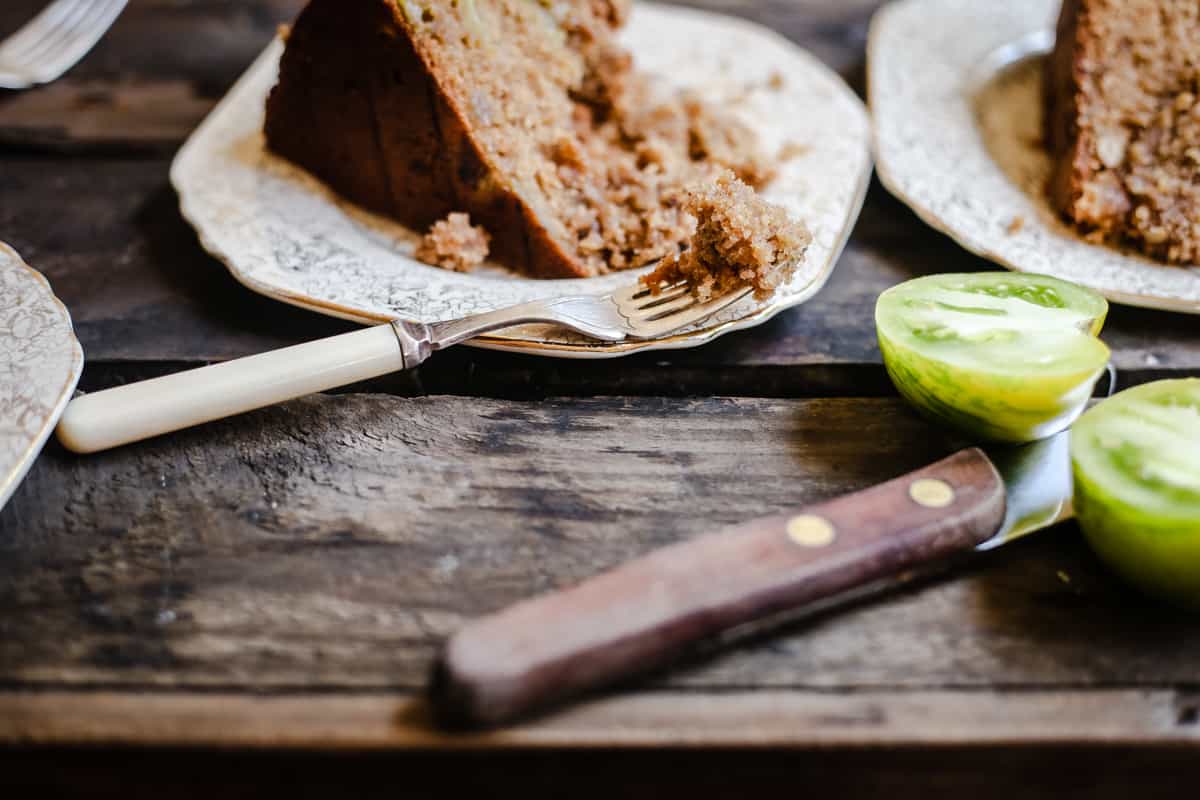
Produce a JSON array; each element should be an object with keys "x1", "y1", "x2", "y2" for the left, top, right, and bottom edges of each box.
[
  {"x1": 871, "y1": 0, "x2": 1200, "y2": 314},
  {"x1": 0, "y1": 243, "x2": 83, "y2": 512},
  {"x1": 170, "y1": 2, "x2": 872, "y2": 358}
]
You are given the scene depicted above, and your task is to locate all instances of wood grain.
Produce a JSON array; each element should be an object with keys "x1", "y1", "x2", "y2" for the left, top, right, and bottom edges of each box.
[
  {"x1": 0, "y1": 0, "x2": 1198, "y2": 781},
  {"x1": 436, "y1": 449, "x2": 1006, "y2": 726},
  {"x1": 0, "y1": 80, "x2": 213, "y2": 153},
  {"x1": 3, "y1": 689, "x2": 1197, "y2": 748},
  {"x1": 2, "y1": 396, "x2": 1198, "y2": 702}
]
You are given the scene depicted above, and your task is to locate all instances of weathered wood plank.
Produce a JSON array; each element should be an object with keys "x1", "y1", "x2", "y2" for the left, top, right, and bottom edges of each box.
[
  {"x1": 2, "y1": 689, "x2": 1198, "y2": 748},
  {"x1": 2, "y1": 396, "x2": 1197, "y2": 698},
  {"x1": 0, "y1": 156, "x2": 359, "y2": 365},
  {"x1": 0, "y1": 80, "x2": 214, "y2": 153},
  {"x1": 0, "y1": 0, "x2": 1192, "y2": 784},
  {"x1": 2, "y1": 158, "x2": 1197, "y2": 395}
]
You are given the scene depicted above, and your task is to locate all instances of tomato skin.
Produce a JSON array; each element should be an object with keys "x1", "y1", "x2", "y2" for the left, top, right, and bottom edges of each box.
[
  {"x1": 1075, "y1": 470, "x2": 1200, "y2": 610},
  {"x1": 875, "y1": 273, "x2": 1110, "y2": 443},
  {"x1": 1070, "y1": 379, "x2": 1200, "y2": 610},
  {"x1": 879, "y1": 331, "x2": 1102, "y2": 442}
]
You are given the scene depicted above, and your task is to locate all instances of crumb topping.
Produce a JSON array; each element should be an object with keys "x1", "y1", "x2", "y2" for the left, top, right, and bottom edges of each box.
[{"x1": 415, "y1": 212, "x2": 490, "y2": 272}]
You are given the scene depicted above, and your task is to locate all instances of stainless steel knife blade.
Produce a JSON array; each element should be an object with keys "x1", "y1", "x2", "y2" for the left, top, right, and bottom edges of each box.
[{"x1": 975, "y1": 429, "x2": 1074, "y2": 551}]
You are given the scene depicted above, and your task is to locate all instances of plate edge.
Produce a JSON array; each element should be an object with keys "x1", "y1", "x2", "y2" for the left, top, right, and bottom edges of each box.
[
  {"x1": 171, "y1": 6, "x2": 877, "y2": 357},
  {"x1": 0, "y1": 243, "x2": 85, "y2": 511},
  {"x1": 867, "y1": 0, "x2": 1200, "y2": 315}
]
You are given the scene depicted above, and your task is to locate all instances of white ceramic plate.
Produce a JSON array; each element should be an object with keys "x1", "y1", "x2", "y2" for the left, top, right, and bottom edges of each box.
[
  {"x1": 170, "y1": 2, "x2": 872, "y2": 357},
  {"x1": 0, "y1": 243, "x2": 83, "y2": 511},
  {"x1": 870, "y1": 0, "x2": 1200, "y2": 314}
]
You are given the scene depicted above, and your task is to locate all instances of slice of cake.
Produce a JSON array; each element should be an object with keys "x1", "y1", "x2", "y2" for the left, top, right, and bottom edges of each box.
[
  {"x1": 265, "y1": 0, "x2": 773, "y2": 279},
  {"x1": 1045, "y1": 0, "x2": 1200, "y2": 263}
]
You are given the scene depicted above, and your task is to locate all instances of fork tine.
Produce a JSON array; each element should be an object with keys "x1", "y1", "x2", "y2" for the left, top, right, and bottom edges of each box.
[
  {"x1": 5, "y1": 0, "x2": 125, "y2": 85},
  {"x1": 0, "y1": 0, "x2": 92, "y2": 66},
  {"x1": 0, "y1": 0, "x2": 84, "y2": 63},
  {"x1": 652, "y1": 289, "x2": 744, "y2": 330},
  {"x1": 629, "y1": 294, "x2": 695, "y2": 320},
  {"x1": 632, "y1": 286, "x2": 691, "y2": 311},
  {"x1": 611, "y1": 280, "x2": 687, "y2": 303},
  {"x1": 20, "y1": 0, "x2": 116, "y2": 77},
  {"x1": 611, "y1": 281, "x2": 753, "y2": 340}
]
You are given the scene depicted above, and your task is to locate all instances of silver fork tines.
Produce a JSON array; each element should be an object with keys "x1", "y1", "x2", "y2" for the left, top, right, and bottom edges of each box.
[
  {"x1": 0, "y1": 0, "x2": 128, "y2": 90},
  {"x1": 606, "y1": 281, "x2": 753, "y2": 339},
  {"x1": 424, "y1": 280, "x2": 754, "y2": 351}
]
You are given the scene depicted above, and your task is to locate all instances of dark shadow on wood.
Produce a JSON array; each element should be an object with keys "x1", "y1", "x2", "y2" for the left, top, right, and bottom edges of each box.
[{"x1": 3, "y1": 743, "x2": 1198, "y2": 800}]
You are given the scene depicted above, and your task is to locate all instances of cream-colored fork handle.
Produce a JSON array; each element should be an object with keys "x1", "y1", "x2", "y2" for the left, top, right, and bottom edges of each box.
[{"x1": 57, "y1": 325, "x2": 405, "y2": 454}]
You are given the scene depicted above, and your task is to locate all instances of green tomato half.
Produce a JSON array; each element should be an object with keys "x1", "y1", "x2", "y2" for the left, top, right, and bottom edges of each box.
[
  {"x1": 1071, "y1": 379, "x2": 1200, "y2": 610},
  {"x1": 876, "y1": 273, "x2": 1110, "y2": 442}
]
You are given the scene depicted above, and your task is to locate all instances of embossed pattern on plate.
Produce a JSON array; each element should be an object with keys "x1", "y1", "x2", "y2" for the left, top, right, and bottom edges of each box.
[
  {"x1": 870, "y1": 0, "x2": 1200, "y2": 314},
  {"x1": 170, "y1": 2, "x2": 872, "y2": 357},
  {"x1": 0, "y1": 243, "x2": 83, "y2": 510}
]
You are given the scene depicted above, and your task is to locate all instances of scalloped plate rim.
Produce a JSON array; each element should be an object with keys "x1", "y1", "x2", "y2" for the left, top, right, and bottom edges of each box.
[
  {"x1": 170, "y1": 2, "x2": 874, "y2": 358},
  {"x1": 0, "y1": 242, "x2": 84, "y2": 512}
]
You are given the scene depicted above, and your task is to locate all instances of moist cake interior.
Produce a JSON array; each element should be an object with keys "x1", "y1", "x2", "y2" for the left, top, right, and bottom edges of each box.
[
  {"x1": 266, "y1": 0, "x2": 786, "y2": 284},
  {"x1": 1046, "y1": 0, "x2": 1200, "y2": 264}
]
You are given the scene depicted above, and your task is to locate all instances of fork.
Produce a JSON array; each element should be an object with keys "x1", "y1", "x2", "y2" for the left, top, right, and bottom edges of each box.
[
  {"x1": 55, "y1": 281, "x2": 752, "y2": 453},
  {"x1": 0, "y1": 0, "x2": 127, "y2": 90}
]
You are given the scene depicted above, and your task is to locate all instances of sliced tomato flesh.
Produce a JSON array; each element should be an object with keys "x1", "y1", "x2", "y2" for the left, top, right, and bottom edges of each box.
[
  {"x1": 1071, "y1": 379, "x2": 1200, "y2": 609},
  {"x1": 876, "y1": 272, "x2": 1110, "y2": 442},
  {"x1": 1072, "y1": 379, "x2": 1200, "y2": 525}
]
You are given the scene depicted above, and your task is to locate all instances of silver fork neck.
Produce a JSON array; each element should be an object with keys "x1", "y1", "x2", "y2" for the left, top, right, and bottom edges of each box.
[
  {"x1": 426, "y1": 303, "x2": 560, "y2": 350},
  {"x1": 389, "y1": 320, "x2": 435, "y2": 369},
  {"x1": 418, "y1": 296, "x2": 630, "y2": 354},
  {"x1": 388, "y1": 300, "x2": 607, "y2": 369}
]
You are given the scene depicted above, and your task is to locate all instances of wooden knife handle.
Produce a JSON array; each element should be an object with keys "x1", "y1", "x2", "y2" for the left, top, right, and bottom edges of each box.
[{"x1": 431, "y1": 447, "x2": 1006, "y2": 728}]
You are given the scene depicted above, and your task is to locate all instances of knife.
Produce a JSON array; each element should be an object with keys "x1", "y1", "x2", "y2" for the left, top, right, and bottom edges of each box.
[{"x1": 431, "y1": 431, "x2": 1074, "y2": 727}]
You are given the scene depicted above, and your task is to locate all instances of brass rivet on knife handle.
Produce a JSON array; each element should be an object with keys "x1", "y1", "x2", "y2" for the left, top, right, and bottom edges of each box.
[
  {"x1": 909, "y1": 478, "x2": 955, "y2": 508},
  {"x1": 786, "y1": 514, "x2": 836, "y2": 547}
]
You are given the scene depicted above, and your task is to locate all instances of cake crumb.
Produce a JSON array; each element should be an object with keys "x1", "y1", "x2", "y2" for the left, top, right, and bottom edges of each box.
[
  {"x1": 415, "y1": 212, "x2": 490, "y2": 273},
  {"x1": 641, "y1": 171, "x2": 811, "y2": 302},
  {"x1": 1007, "y1": 216, "x2": 1025, "y2": 234}
]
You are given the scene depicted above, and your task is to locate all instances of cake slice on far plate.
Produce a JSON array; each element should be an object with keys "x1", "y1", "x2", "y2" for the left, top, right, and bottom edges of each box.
[{"x1": 1046, "y1": 0, "x2": 1200, "y2": 264}]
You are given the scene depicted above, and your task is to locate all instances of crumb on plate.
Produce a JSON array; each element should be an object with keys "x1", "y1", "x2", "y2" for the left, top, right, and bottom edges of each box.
[{"x1": 415, "y1": 212, "x2": 490, "y2": 273}]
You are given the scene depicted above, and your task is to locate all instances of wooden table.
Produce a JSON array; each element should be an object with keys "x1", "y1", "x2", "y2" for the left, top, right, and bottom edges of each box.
[{"x1": 2, "y1": 1, "x2": 1198, "y2": 796}]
